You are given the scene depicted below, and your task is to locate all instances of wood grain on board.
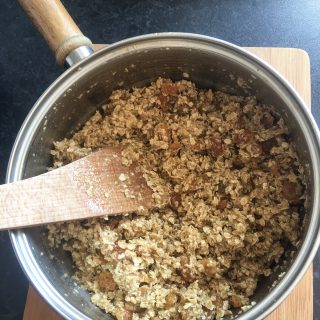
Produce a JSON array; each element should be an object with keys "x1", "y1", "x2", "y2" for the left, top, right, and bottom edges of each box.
[{"x1": 23, "y1": 47, "x2": 313, "y2": 320}]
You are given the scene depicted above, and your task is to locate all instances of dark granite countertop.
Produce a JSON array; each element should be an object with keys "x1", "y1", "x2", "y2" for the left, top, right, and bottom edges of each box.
[{"x1": 0, "y1": 1, "x2": 319, "y2": 319}]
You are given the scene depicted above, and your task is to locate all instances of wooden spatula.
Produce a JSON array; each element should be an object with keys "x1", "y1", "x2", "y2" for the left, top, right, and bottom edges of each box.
[{"x1": 0, "y1": 147, "x2": 154, "y2": 230}]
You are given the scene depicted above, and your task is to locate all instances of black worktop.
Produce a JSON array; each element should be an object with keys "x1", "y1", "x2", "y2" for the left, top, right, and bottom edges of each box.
[{"x1": 0, "y1": 1, "x2": 319, "y2": 319}]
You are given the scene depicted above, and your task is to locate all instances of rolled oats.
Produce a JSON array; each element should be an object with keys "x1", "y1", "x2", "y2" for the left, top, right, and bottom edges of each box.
[{"x1": 48, "y1": 78, "x2": 305, "y2": 319}]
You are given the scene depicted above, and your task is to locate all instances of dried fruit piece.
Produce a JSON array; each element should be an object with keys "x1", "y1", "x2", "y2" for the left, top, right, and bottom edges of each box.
[
  {"x1": 169, "y1": 141, "x2": 182, "y2": 155},
  {"x1": 170, "y1": 192, "x2": 182, "y2": 209},
  {"x1": 208, "y1": 138, "x2": 224, "y2": 157},
  {"x1": 232, "y1": 159, "x2": 244, "y2": 170},
  {"x1": 269, "y1": 161, "x2": 279, "y2": 175},
  {"x1": 138, "y1": 287, "x2": 148, "y2": 296},
  {"x1": 98, "y1": 271, "x2": 117, "y2": 291},
  {"x1": 158, "y1": 92, "x2": 169, "y2": 112},
  {"x1": 261, "y1": 138, "x2": 277, "y2": 154},
  {"x1": 261, "y1": 113, "x2": 274, "y2": 129},
  {"x1": 180, "y1": 255, "x2": 189, "y2": 266},
  {"x1": 124, "y1": 302, "x2": 145, "y2": 313},
  {"x1": 282, "y1": 180, "x2": 302, "y2": 202},
  {"x1": 235, "y1": 130, "x2": 254, "y2": 145},
  {"x1": 217, "y1": 198, "x2": 228, "y2": 210},
  {"x1": 114, "y1": 309, "x2": 133, "y2": 320},
  {"x1": 113, "y1": 245, "x2": 125, "y2": 254},
  {"x1": 161, "y1": 82, "x2": 179, "y2": 95},
  {"x1": 165, "y1": 292, "x2": 178, "y2": 308},
  {"x1": 106, "y1": 216, "x2": 121, "y2": 229},
  {"x1": 202, "y1": 258, "x2": 217, "y2": 276},
  {"x1": 230, "y1": 294, "x2": 243, "y2": 308}
]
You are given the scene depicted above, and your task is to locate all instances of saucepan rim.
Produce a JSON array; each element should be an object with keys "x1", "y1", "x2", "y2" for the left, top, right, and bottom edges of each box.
[{"x1": 7, "y1": 32, "x2": 320, "y2": 320}]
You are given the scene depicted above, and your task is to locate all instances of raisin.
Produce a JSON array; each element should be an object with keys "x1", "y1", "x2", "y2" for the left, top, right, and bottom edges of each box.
[
  {"x1": 98, "y1": 271, "x2": 117, "y2": 291},
  {"x1": 158, "y1": 93, "x2": 168, "y2": 112},
  {"x1": 169, "y1": 141, "x2": 182, "y2": 155},
  {"x1": 170, "y1": 192, "x2": 182, "y2": 209},
  {"x1": 165, "y1": 292, "x2": 178, "y2": 308},
  {"x1": 261, "y1": 114, "x2": 274, "y2": 129},
  {"x1": 235, "y1": 130, "x2": 254, "y2": 145},
  {"x1": 269, "y1": 161, "x2": 279, "y2": 175},
  {"x1": 201, "y1": 258, "x2": 217, "y2": 276},
  {"x1": 282, "y1": 179, "x2": 302, "y2": 202},
  {"x1": 230, "y1": 294, "x2": 243, "y2": 308},
  {"x1": 106, "y1": 216, "x2": 121, "y2": 229},
  {"x1": 217, "y1": 198, "x2": 228, "y2": 210},
  {"x1": 169, "y1": 141, "x2": 181, "y2": 151},
  {"x1": 233, "y1": 159, "x2": 244, "y2": 169},
  {"x1": 208, "y1": 138, "x2": 224, "y2": 157},
  {"x1": 124, "y1": 302, "x2": 145, "y2": 313},
  {"x1": 261, "y1": 138, "x2": 277, "y2": 154},
  {"x1": 114, "y1": 309, "x2": 133, "y2": 320},
  {"x1": 113, "y1": 245, "x2": 125, "y2": 254},
  {"x1": 161, "y1": 82, "x2": 179, "y2": 95},
  {"x1": 180, "y1": 255, "x2": 189, "y2": 266}
]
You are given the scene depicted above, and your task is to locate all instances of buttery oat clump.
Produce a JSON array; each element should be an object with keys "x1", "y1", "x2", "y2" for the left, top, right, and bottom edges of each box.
[{"x1": 48, "y1": 78, "x2": 305, "y2": 320}]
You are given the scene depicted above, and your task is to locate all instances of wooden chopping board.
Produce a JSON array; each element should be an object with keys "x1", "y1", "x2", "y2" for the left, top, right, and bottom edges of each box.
[{"x1": 23, "y1": 47, "x2": 313, "y2": 320}]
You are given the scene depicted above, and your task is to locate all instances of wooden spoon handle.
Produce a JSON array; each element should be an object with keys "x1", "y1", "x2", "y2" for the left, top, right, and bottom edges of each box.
[
  {"x1": 0, "y1": 165, "x2": 89, "y2": 230},
  {"x1": 0, "y1": 148, "x2": 153, "y2": 230},
  {"x1": 18, "y1": 0, "x2": 92, "y2": 65}
]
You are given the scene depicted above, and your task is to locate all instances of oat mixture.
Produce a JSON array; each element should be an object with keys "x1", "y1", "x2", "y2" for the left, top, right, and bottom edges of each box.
[{"x1": 48, "y1": 78, "x2": 305, "y2": 320}]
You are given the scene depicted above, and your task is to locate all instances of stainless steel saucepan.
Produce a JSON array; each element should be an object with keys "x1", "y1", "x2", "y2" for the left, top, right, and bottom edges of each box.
[{"x1": 8, "y1": 0, "x2": 320, "y2": 319}]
